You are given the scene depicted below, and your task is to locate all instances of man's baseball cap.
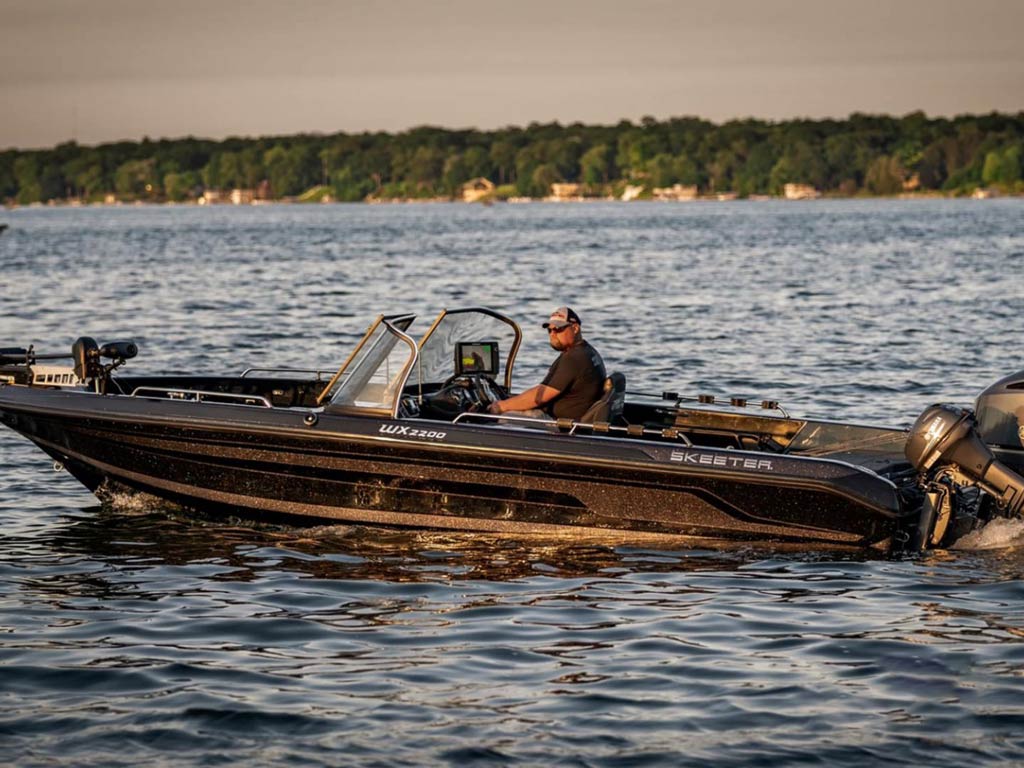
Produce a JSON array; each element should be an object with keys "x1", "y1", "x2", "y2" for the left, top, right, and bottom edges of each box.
[{"x1": 542, "y1": 306, "x2": 581, "y2": 329}]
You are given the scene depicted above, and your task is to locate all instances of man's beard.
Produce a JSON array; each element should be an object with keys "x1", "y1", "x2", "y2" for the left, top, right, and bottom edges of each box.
[{"x1": 549, "y1": 335, "x2": 569, "y2": 351}]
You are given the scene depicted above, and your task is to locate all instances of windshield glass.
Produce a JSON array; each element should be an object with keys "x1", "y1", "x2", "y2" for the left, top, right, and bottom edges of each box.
[
  {"x1": 417, "y1": 309, "x2": 520, "y2": 388},
  {"x1": 328, "y1": 315, "x2": 416, "y2": 412}
]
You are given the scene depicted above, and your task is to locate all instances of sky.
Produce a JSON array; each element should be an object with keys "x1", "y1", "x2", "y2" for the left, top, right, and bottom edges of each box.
[{"x1": 2, "y1": 0, "x2": 1023, "y2": 150}]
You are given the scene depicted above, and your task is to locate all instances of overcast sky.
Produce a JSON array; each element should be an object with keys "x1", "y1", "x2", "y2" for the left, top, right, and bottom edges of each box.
[{"x1": 2, "y1": 0, "x2": 1022, "y2": 150}]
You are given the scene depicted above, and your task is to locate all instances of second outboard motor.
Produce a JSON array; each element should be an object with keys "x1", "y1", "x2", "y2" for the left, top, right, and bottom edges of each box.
[
  {"x1": 974, "y1": 369, "x2": 1024, "y2": 475},
  {"x1": 906, "y1": 404, "x2": 1024, "y2": 523}
]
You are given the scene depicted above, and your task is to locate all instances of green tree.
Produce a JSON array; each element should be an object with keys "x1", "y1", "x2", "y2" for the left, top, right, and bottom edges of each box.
[
  {"x1": 982, "y1": 145, "x2": 1022, "y2": 187},
  {"x1": 981, "y1": 151, "x2": 1003, "y2": 187},
  {"x1": 463, "y1": 146, "x2": 491, "y2": 179},
  {"x1": 331, "y1": 167, "x2": 373, "y2": 202},
  {"x1": 63, "y1": 153, "x2": 103, "y2": 198},
  {"x1": 114, "y1": 158, "x2": 157, "y2": 199},
  {"x1": 580, "y1": 144, "x2": 611, "y2": 184},
  {"x1": 1000, "y1": 146, "x2": 1022, "y2": 185},
  {"x1": 238, "y1": 147, "x2": 266, "y2": 188},
  {"x1": 707, "y1": 148, "x2": 739, "y2": 192},
  {"x1": 13, "y1": 155, "x2": 42, "y2": 203},
  {"x1": 0, "y1": 154, "x2": 16, "y2": 200},
  {"x1": 489, "y1": 140, "x2": 517, "y2": 185},
  {"x1": 735, "y1": 144, "x2": 776, "y2": 195},
  {"x1": 824, "y1": 133, "x2": 870, "y2": 188},
  {"x1": 530, "y1": 163, "x2": 560, "y2": 197},
  {"x1": 404, "y1": 146, "x2": 445, "y2": 193},
  {"x1": 865, "y1": 155, "x2": 905, "y2": 195},
  {"x1": 263, "y1": 144, "x2": 318, "y2": 197},
  {"x1": 645, "y1": 153, "x2": 678, "y2": 188},
  {"x1": 441, "y1": 153, "x2": 469, "y2": 195},
  {"x1": 916, "y1": 142, "x2": 947, "y2": 189},
  {"x1": 616, "y1": 129, "x2": 664, "y2": 178},
  {"x1": 163, "y1": 171, "x2": 199, "y2": 201}
]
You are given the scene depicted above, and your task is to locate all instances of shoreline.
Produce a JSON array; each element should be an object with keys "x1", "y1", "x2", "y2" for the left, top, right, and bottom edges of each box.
[{"x1": 4, "y1": 189, "x2": 1018, "y2": 211}]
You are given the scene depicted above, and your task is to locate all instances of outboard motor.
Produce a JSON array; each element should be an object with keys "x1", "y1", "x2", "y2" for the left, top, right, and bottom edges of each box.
[
  {"x1": 906, "y1": 401, "x2": 1024, "y2": 548},
  {"x1": 974, "y1": 369, "x2": 1024, "y2": 475}
]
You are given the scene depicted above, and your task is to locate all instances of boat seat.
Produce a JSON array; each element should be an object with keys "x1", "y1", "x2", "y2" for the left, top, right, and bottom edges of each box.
[{"x1": 579, "y1": 372, "x2": 626, "y2": 425}]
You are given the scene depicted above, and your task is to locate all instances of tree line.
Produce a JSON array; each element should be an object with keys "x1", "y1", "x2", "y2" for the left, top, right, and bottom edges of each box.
[{"x1": 2, "y1": 112, "x2": 1022, "y2": 205}]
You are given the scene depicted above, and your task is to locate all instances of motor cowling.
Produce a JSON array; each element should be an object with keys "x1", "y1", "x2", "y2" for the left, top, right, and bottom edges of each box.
[
  {"x1": 974, "y1": 369, "x2": 1024, "y2": 474},
  {"x1": 906, "y1": 403, "x2": 1024, "y2": 517}
]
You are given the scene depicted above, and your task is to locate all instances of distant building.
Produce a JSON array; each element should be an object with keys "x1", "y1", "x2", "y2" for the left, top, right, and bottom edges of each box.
[
  {"x1": 653, "y1": 184, "x2": 698, "y2": 201},
  {"x1": 549, "y1": 183, "x2": 583, "y2": 201},
  {"x1": 230, "y1": 188, "x2": 255, "y2": 205},
  {"x1": 462, "y1": 177, "x2": 495, "y2": 203},
  {"x1": 902, "y1": 174, "x2": 921, "y2": 192},
  {"x1": 620, "y1": 184, "x2": 644, "y2": 201},
  {"x1": 198, "y1": 190, "x2": 222, "y2": 205},
  {"x1": 783, "y1": 183, "x2": 820, "y2": 200}
]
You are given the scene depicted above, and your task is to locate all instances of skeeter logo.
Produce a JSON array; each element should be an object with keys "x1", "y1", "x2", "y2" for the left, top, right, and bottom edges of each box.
[
  {"x1": 670, "y1": 450, "x2": 773, "y2": 471},
  {"x1": 379, "y1": 424, "x2": 447, "y2": 440}
]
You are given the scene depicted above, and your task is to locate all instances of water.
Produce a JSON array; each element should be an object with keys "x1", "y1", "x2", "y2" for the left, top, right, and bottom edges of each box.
[{"x1": 2, "y1": 199, "x2": 1024, "y2": 765}]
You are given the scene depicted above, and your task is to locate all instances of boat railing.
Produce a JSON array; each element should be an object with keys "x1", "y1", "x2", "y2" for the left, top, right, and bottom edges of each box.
[
  {"x1": 451, "y1": 412, "x2": 693, "y2": 445},
  {"x1": 129, "y1": 387, "x2": 273, "y2": 408},
  {"x1": 629, "y1": 389, "x2": 789, "y2": 418},
  {"x1": 240, "y1": 367, "x2": 333, "y2": 380}
]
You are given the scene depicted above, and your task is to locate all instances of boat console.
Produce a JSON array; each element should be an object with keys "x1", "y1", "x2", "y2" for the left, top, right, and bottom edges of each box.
[{"x1": 414, "y1": 340, "x2": 508, "y2": 419}]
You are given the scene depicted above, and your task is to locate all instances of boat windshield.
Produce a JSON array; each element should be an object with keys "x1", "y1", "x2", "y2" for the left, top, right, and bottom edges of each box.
[
  {"x1": 417, "y1": 308, "x2": 521, "y2": 390},
  {"x1": 326, "y1": 314, "x2": 417, "y2": 414}
]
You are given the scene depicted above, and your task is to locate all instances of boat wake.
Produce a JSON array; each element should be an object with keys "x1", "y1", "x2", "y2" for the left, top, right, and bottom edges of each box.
[
  {"x1": 953, "y1": 516, "x2": 1024, "y2": 550},
  {"x1": 96, "y1": 481, "x2": 175, "y2": 515}
]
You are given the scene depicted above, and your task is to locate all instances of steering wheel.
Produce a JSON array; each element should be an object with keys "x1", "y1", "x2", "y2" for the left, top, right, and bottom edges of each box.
[{"x1": 439, "y1": 373, "x2": 508, "y2": 411}]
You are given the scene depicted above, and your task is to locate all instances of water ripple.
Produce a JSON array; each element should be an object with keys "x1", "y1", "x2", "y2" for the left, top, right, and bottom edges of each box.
[{"x1": 3, "y1": 200, "x2": 1024, "y2": 765}]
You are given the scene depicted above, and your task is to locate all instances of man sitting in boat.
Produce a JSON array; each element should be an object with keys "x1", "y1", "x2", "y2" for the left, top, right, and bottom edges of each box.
[{"x1": 487, "y1": 306, "x2": 606, "y2": 421}]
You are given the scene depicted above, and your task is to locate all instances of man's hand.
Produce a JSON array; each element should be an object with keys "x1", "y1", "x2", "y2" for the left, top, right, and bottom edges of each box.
[{"x1": 487, "y1": 400, "x2": 503, "y2": 415}]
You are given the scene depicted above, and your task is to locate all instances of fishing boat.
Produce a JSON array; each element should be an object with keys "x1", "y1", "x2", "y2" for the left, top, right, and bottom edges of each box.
[{"x1": 2, "y1": 307, "x2": 1022, "y2": 552}]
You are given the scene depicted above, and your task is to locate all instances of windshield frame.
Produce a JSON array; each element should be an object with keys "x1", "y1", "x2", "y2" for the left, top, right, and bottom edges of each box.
[
  {"x1": 319, "y1": 313, "x2": 418, "y2": 417},
  {"x1": 416, "y1": 307, "x2": 522, "y2": 391}
]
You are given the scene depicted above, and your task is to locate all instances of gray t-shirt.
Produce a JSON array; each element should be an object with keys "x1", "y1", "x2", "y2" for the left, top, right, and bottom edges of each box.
[{"x1": 541, "y1": 339, "x2": 607, "y2": 419}]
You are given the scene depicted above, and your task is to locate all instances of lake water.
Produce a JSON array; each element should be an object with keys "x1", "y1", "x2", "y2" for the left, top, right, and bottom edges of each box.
[{"x1": 2, "y1": 199, "x2": 1024, "y2": 766}]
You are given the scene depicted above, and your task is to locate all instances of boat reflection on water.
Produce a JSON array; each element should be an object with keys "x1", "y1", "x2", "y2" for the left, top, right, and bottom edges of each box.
[{"x1": 30, "y1": 494, "x2": 883, "y2": 593}]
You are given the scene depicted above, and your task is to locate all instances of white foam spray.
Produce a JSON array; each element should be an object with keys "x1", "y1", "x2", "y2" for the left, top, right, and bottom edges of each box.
[{"x1": 953, "y1": 516, "x2": 1024, "y2": 550}]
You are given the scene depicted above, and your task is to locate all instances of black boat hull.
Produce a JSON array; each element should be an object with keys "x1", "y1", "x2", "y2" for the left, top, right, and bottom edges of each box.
[{"x1": 0, "y1": 386, "x2": 908, "y2": 548}]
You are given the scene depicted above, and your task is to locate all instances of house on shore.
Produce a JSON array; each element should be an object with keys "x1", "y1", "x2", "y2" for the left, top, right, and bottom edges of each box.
[
  {"x1": 783, "y1": 183, "x2": 820, "y2": 200},
  {"x1": 620, "y1": 184, "x2": 644, "y2": 201},
  {"x1": 230, "y1": 188, "x2": 255, "y2": 205},
  {"x1": 462, "y1": 178, "x2": 495, "y2": 203},
  {"x1": 653, "y1": 184, "x2": 698, "y2": 201},
  {"x1": 548, "y1": 183, "x2": 583, "y2": 201}
]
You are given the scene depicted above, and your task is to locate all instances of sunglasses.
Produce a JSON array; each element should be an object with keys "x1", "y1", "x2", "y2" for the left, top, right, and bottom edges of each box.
[{"x1": 547, "y1": 323, "x2": 576, "y2": 333}]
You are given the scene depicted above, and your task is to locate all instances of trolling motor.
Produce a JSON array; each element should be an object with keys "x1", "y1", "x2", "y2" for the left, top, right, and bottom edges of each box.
[
  {"x1": 72, "y1": 337, "x2": 138, "y2": 392},
  {"x1": 905, "y1": 399, "x2": 1024, "y2": 548},
  {"x1": 0, "y1": 338, "x2": 137, "y2": 392}
]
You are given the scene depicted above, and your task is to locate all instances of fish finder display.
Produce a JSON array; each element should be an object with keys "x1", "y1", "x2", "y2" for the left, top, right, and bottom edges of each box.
[{"x1": 455, "y1": 341, "x2": 499, "y2": 375}]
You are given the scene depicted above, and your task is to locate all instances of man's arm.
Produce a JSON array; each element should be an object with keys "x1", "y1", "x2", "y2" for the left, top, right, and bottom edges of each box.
[{"x1": 488, "y1": 384, "x2": 561, "y2": 414}]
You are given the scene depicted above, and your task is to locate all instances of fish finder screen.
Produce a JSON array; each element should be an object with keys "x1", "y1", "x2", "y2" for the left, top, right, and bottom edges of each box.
[{"x1": 455, "y1": 341, "x2": 499, "y2": 375}]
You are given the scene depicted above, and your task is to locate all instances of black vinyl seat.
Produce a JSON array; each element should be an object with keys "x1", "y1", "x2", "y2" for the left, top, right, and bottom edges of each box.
[{"x1": 579, "y1": 372, "x2": 626, "y2": 425}]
